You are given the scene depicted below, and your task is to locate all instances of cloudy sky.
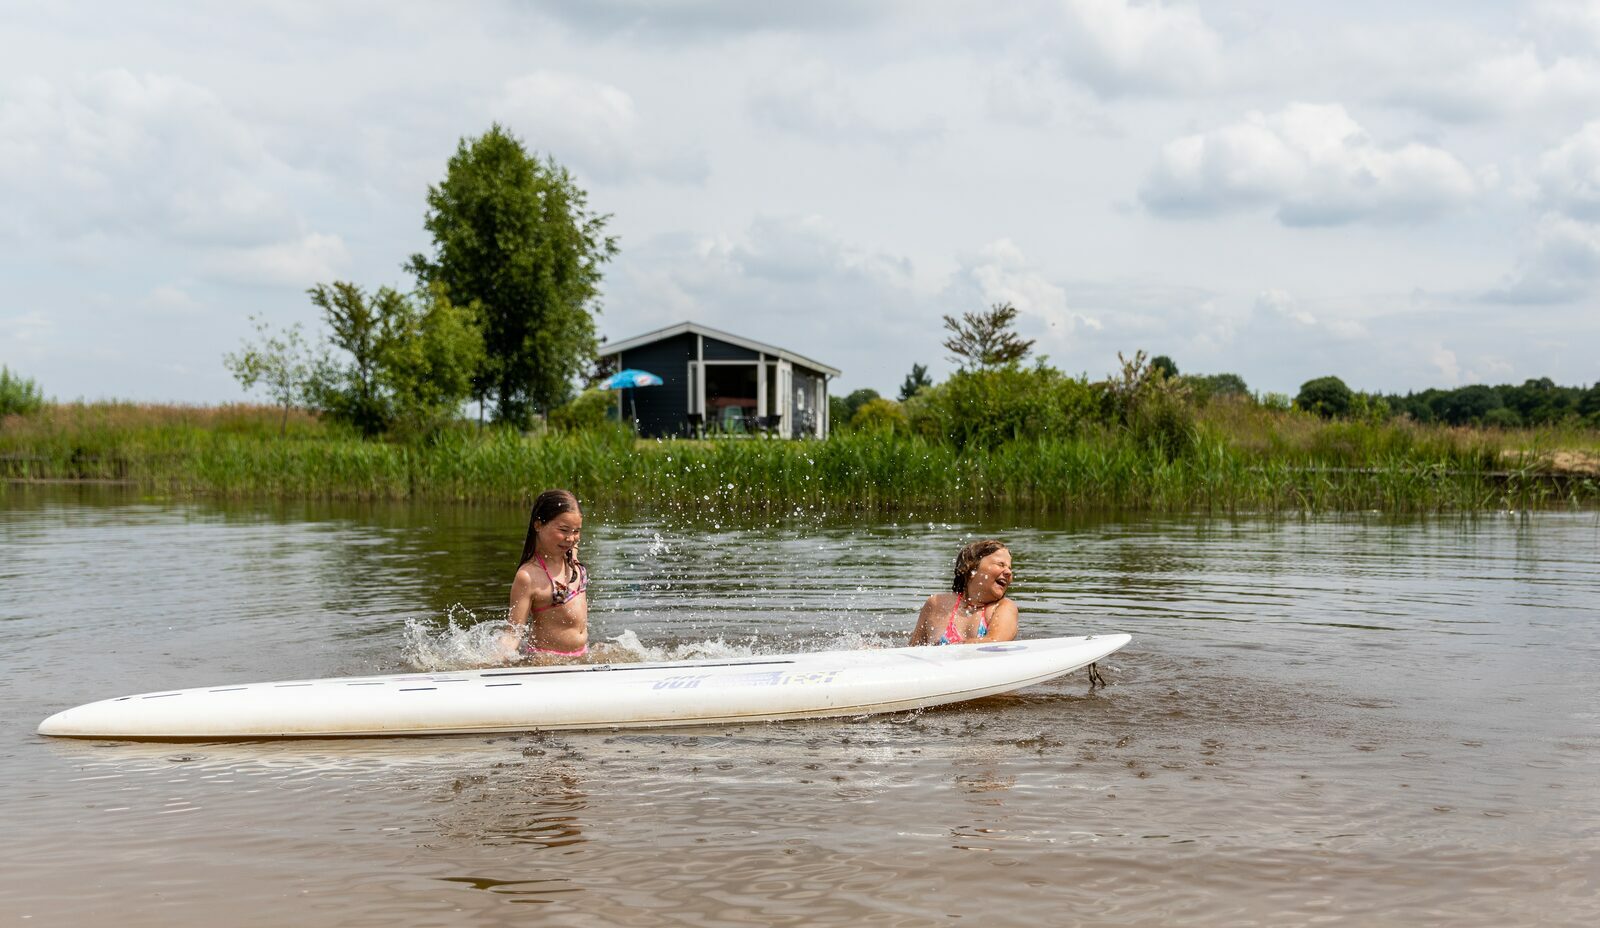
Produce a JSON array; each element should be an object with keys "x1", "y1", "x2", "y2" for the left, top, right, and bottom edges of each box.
[{"x1": 3, "y1": 0, "x2": 1598, "y2": 404}]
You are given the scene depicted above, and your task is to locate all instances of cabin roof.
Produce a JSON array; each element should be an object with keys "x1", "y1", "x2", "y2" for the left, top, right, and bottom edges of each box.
[{"x1": 598, "y1": 321, "x2": 841, "y2": 377}]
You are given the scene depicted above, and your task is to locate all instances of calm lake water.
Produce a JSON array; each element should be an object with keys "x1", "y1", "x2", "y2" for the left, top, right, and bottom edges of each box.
[{"x1": 2, "y1": 484, "x2": 1597, "y2": 927}]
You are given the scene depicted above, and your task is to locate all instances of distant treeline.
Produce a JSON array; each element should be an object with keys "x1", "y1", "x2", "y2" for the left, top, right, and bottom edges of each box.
[
  {"x1": 835, "y1": 359, "x2": 1600, "y2": 440},
  {"x1": 1380, "y1": 380, "x2": 1600, "y2": 428},
  {"x1": 1286, "y1": 372, "x2": 1598, "y2": 427}
]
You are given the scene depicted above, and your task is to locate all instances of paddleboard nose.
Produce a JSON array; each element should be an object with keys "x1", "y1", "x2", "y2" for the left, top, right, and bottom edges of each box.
[
  {"x1": 37, "y1": 706, "x2": 79, "y2": 737},
  {"x1": 38, "y1": 699, "x2": 116, "y2": 738}
]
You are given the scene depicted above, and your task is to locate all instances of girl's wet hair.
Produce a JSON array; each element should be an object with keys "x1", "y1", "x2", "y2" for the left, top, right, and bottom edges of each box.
[
  {"x1": 951, "y1": 539, "x2": 1008, "y2": 593},
  {"x1": 519, "y1": 489, "x2": 581, "y2": 567}
]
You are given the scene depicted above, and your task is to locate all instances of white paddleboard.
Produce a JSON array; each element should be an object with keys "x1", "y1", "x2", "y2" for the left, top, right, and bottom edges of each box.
[{"x1": 36, "y1": 634, "x2": 1130, "y2": 740}]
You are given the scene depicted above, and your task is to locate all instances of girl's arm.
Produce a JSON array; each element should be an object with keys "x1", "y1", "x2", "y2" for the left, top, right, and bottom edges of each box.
[
  {"x1": 497, "y1": 566, "x2": 538, "y2": 659},
  {"x1": 909, "y1": 594, "x2": 943, "y2": 646},
  {"x1": 984, "y1": 598, "x2": 1020, "y2": 642}
]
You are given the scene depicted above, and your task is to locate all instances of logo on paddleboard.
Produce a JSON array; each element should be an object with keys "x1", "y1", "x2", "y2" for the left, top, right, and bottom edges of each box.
[
  {"x1": 977, "y1": 644, "x2": 1027, "y2": 652},
  {"x1": 651, "y1": 670, "x2": 843, "y2": 690}
]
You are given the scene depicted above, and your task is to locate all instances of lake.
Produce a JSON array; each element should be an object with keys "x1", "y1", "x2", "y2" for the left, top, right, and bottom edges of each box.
[{"x1": 2, "y1": 484, "x2": 1596, "y2": 926}]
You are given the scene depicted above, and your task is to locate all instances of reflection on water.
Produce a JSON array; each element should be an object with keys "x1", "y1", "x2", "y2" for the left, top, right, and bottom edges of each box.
[{"x1": 2, "y1": 484, "x2": 1598, "y2": 926}]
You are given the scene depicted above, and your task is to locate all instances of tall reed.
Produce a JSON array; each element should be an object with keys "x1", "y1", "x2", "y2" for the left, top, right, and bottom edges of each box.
[{"x1": 3, "y1": 402, "x2": 1596, "y2": 511}]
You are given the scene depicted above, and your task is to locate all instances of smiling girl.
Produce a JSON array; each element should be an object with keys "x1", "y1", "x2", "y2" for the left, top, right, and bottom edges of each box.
[
  {"x1": 500, "y1": 489, "x2": 590, "y2": 661},
  {"x1": 909, "y1": 539, "x2": 1019, "y2": 646}
]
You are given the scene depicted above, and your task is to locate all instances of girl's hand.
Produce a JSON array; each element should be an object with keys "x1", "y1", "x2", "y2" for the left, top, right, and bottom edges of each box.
[
  {"x1": 566, "y1": 544, "x2": 579, "y2": 566},
  {"x1": 495, "y1": 627, "x2": 523, "y2": 662}
]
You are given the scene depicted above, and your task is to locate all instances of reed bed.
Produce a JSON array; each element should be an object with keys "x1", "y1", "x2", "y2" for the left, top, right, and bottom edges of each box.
[{"x1": 3, "y1": 403, "x2": 1596, "y2": 511}]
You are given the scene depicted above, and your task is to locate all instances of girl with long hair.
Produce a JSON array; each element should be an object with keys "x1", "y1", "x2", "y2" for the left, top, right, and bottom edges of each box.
[{"x1": 500, "y1": 489, "x2": 591, "y2": 661}]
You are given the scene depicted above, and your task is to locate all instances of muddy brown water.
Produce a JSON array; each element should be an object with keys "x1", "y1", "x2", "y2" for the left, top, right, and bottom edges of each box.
[{"x1": 2, "y1": 485, "x2": 1596, "y2": 926}]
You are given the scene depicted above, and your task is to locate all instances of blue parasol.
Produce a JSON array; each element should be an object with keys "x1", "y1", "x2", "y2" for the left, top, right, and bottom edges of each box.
[
  {"x1": 600, "y1": 369, "x2": 665, "y2": 390},
  {"x1": 600, "y1": 369, "x2": 664, "y2": 426}
]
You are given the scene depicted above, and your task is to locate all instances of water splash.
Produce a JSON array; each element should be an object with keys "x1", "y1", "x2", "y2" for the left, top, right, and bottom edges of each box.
[
  {"x1": 401, "y1": 611, "x2": 902, "y2": 673},
  {"x1": 402, "y1": 605, "x2": 509, "y2": 671}
]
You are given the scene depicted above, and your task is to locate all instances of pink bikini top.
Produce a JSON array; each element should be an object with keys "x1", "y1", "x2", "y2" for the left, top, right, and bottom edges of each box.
[
  {"x1": 531, "y1": 554, "x2": 588, "y2": 613},
  {"x1": 938, "y1": 593, "x2": 990, "y2": 645}
]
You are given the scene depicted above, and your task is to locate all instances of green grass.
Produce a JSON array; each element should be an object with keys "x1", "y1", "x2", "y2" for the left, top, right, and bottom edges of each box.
[{"x1": 3, "y1": 402, "x2": 1597, "y2": 511}]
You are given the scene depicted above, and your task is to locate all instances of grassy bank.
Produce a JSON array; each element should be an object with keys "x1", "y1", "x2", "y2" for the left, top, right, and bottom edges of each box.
[{"x1": 3, "y1": 402, "x2": 1598, "y2": 511}]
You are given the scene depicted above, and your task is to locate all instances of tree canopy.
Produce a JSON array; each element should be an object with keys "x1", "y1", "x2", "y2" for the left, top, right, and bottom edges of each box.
[
  {"x1": 304, "y1": 282, "x2": 484, "y2": 437},
  {"x1": 1296, "y1": 376, "x2": 1354, "y2": 418},
  {"x1": 941, "y1": 302, "x2": 1034, "y2": 370},
  {"x1": 898, "y1": 363, "x2": 932, "y2": 401},
  {"x1": 408, "y1": 124, "x2": 617, "y2": 427},
  {"x1": 223, "y1": 317, "x2": 313, "y2": 434},
  {"x1": 1385, "y1": 379, "x2": 1598, "y2": 426},
  {"x1": 0, "y1": 366, "x2": 45, "y2": 417}
]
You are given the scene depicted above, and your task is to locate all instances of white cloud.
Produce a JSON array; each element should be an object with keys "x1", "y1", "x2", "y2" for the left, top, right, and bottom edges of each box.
[
  {"x1": 141, "y1": 284, "x2": 200, "y2": 313},
  {"x1": 1251, "y1": 288, "x2": 1367, "y2": 340},
  {"x1": 955, "y1": 239, "x2": 1101, "y2": 340},
  {"x1": 982, "y1": 61, "x2": 1120, "y2": 133},
  {"x1": 747, "y1": 60, "x2": 942, "y2": 147},
  {"x1": 1484, "y1": 214, "x2": 1600, "y2": 304},
  {"x1": 708, "y1": 214, "x2": 916, "y2": 287},
  {"x1": 0, "y1": 70, "x2": 307, "y2": 245},
  {"x1": 1536, "y1": 120, "x2": 1600, "y2": 220},
  {"x1": 493, "y1": 70, "x2": 708, "y2": 184},
  {"x1": 0, "y1": 310, "x2": 53, "y2": 356},
  {"x1": 1388, "y1": 46, "x2": 1600, "y2": 123},
  {"x1": 1054, "y1": 0, "x2": 1222, "y2": 96},
  {"x1": 1431, "y1": 345, "x2": 1461, "y2": 384},
  {"x1": 1140, "y1": 103, "x2": 1479, "y2": 225},
  {"x1": 1255, "y1": 288, "x2": 1313, "y2": 326},
  {"x1": 204, "y1": 232, "x2": 350, "y2": 287},
  {"x1": 1526, "y1": 0, "x2": 1600, "y2": 56},
  {"x1": 524, "y1": 0, "x2": 893, "y2": 39}
]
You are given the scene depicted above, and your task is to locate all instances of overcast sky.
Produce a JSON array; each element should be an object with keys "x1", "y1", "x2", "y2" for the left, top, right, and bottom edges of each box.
[{"x1": 3, "y1": 0, "x2": 1598, "y2": 404}]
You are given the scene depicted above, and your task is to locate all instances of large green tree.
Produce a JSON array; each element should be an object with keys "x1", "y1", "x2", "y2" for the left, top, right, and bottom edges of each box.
[{"x1": 408, "y1": 124, "x2": 617, "y2": 427}]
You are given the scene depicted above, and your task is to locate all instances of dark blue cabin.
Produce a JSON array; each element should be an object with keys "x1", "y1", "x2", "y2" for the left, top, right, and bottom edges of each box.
[{"x1": 597, "y1": 322, "x2": 841, "y2": 438}]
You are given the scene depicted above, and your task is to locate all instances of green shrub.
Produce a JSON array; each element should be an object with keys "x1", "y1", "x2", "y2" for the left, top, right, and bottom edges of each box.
[
  {"x1": 1184, "y1": 372, "x2": 1249, "y2": 404},
  {"x1": 1107, "y1": 351, "x2": 1197, "y2": 459},
  {"x1": 829, "y1": 388, "x2": 882, "y2": 433},
  {"x1": 0, "y1": 367, "x2": 44, "y2": 417},
  {"x1": 906, "y1": 364, "x2": 1104, "y2": 449},
  {"x1": 549, "y1": 388, "x2": 617, "y2": 432},
  {"x1": 849, "y1": 397, "x2": 910, "y2": 434},
  {"x1": 1297, "y1": 376, "x2": 1354, "y2": 418},
  {"x1": 1482, "y1": 407, "x2": 1522, "y2": 429}
]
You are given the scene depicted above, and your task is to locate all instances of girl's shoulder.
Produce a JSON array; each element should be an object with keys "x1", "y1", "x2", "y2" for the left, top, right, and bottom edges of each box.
[
  {"x1": 987, "y1": 597, "x2": 1019, "y2": 624},
  {"x1": 513, "y1": 560, "x2": 550, "y2": 590}
]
